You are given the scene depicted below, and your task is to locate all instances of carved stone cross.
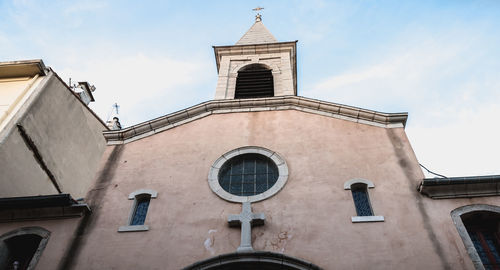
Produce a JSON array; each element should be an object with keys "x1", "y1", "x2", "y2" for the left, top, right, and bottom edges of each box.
[{"x1": 228, "y1": 202, "x2": 265, "y2": 252}]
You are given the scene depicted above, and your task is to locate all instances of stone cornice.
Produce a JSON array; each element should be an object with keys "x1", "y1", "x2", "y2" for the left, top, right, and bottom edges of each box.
[
  {"x1": 213, "y1": 41, "x2": 297, "y2": 72},
  {"x1": 419, "y1": 175, "x2": 500, "y2": 199},
  {"x1": 103, "y1": 96, "x2": 408, "y2": 144}
]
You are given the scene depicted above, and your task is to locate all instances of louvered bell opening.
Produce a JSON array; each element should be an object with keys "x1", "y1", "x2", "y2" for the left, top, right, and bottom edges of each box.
[{"x1": 235, "y1": 66, "x2": 274, "y2": 99}]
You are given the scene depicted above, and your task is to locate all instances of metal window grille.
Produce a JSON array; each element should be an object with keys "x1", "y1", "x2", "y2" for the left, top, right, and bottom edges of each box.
[
  {"x1": 351, "y1": 184, "x2": 374, "y2": 216},
  {"x1": 130, "y1": 196, "x2": 150, "y2": 225},
  {"x1": 219, "y1": 154, "x2": 279, "y2": 196}
]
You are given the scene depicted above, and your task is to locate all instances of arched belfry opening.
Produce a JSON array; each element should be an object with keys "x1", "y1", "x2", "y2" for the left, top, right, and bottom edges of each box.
[{"x1": 235, "y1": 64, "x2": 274, "y2": 99}]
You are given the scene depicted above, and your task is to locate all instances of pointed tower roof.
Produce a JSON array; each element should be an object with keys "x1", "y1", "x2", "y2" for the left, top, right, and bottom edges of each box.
[{"x1": 235, "y1": 16, "x2": 277, "y2": 45}]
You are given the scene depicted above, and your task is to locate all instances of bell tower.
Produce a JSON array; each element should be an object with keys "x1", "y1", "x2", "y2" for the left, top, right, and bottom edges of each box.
[{"x1": 213, "y1": 14, "x2": 297, "y2": 99}]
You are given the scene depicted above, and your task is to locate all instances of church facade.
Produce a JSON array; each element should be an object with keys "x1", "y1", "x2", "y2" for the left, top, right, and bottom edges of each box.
[{"x1": 1, "y1": 16, "x2": 500, "y2": 270}]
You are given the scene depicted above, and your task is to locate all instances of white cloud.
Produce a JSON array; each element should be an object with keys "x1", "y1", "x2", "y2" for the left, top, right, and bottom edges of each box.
[
  {"x1": 408, "y1": 102, "x2": 500, "y2": 177},
  {"x1": 57, "y1": 51, "x2": 212, "y2": 126},
  {"x1": 303, "y1": 28, "x2": 500, "y2": 177}
]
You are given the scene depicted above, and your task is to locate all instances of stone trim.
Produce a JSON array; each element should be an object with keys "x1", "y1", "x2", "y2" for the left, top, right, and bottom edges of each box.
[
  {"x1": 117, "y1": 225, "x2": 149, "y2": 232},
  {"x1": 351, "y1": 216, "x2": 385, "y2": 223},
  {"x1": 128, "y1": 189, "x2": 158, "y2": 199},
  {"x1": 343, "y1": 178, "x2": 375, "y2": 190},
  {"x1": 451, "y1": 204, "x2": 500, "y2": 270},
  {"x1": 103, "y1": 96, "x2": 408, "y2": 144},
  {"x1": 182, "y1": 251, "x2": 322, "y2": 270},
  {"x1": 118, "y1": 189, "x2": 158, "y2": 232},
  {"x1": 0, "y1": 226, "x2": 50, "y2": 270},
  {"x1": 208, "y1": 146, "x2": 288, "y2": 203},
  {"x1": 419, "y1": 175, "x2": 500, "y2": 199},
  {"x1": 344, "y1": 179, "x2": 384, "y2": 223}
]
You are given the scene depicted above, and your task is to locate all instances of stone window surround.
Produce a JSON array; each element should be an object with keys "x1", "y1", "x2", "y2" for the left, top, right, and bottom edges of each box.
[
  {"x1": 208, "y1": 146, "x2": 289, "y2": 203},
  {"x1": 0, "y1": 226, "x2": 50, "y2": 270},
  {"x1": 451, "y1": 204, "x2": 500, "y2": 270},
  {"x1": 229, "y1": 60, "x2": 282, "y2": 99},
  {"x1": 118, "y1": 189, "x2": 157, "y2": 232},
  {"x1": 344, "y1": 179, "x2": 385, "y2": 223}
]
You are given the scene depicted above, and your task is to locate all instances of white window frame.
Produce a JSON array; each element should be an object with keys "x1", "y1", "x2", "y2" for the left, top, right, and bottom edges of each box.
[
  {"x1": 344, "y1": 179, "x2": 384, "y2": 223},
  {"x1": 118, "y1": 189, "x2": 157, "y2": 232},
  {"x1": 208, "y1": 146, "x2": 289, "y2": 203}
]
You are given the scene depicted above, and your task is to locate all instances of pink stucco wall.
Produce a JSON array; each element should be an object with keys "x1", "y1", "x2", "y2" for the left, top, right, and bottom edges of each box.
[{"x1": 70, "y1": 109, "x2": 498, "y2": 269}]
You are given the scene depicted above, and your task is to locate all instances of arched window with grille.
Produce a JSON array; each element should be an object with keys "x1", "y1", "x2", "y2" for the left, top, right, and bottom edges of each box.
[
  {"x1": 118, "y1": 189, "x2": 157, "y2": 232},
  {"x1": 344, "y1": 179, "x2": 384, "y2": 223},
  {"x1": 235, "y1": 64, "x2": 274, "y2": 99},
  {"x1": 452, "y1": 205, "x2": 500, "y2": 270}
]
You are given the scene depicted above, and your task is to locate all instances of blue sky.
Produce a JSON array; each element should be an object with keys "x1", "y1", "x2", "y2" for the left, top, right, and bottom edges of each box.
[{"x1": 1, "y1": 0, "x2": 499, "y2": 177}]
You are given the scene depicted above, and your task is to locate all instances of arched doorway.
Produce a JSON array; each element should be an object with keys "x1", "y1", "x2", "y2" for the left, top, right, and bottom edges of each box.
[
  {"x1": 0, "y1": 227, "x2": 50, "y2": 270},
  {"x1": 182, "y1": 251, "x2": 322, "y2": 270}
]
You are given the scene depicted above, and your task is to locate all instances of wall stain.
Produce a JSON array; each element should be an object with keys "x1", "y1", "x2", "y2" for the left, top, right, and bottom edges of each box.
[
  {"x1": 204, "y1": 229, "x2": 217, "y2": 255},
  {"x1": 17, "y1": 124, "x2": 62, "y2": 193},
  {"x1": 386, "y1": 129, "x2": 451, "y2": 270},
  {"x1": 58, "y1": 145, "x2": 124, "y2": 270},
  {"x1": 269, "y1": 230, "x2": 292, "y2": 253}
]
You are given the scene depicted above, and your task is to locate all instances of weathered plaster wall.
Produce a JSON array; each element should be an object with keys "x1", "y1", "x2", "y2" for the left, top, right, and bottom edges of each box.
[
  {"x1": 0, "y1": 73, "x2": 107, "y2": 198},
  {"x1": 0, "y1": 130, "x2": 59, "y2": 195},
  {"x1": 71, "y1": 110, "x2": 495, "y2": 269}
]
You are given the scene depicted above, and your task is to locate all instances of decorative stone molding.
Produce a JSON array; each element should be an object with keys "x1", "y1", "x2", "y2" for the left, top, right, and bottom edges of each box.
[
  {"x1": 127, "y1": 189, "x2": 158, "y2": 199},
  {"x1": 103, "y1": 96, "x2": 408, "y2": 145},
  {"x1": 419, "y1": 175, "x2": 500, "y2": 199},
  {"x1": 0, "y1": 226, "x2": 50, "y2": 270},
  {"x1": 208, "y1": 146, "x2": 288, "y2": 203},
  {"x1": 182, "y1": 251, "x2": 322, "y2": 270},
  {"x1": 351, "y1": 216, "x2": 385, "y2": 223},
  {"x1": 343, "y1": 179, "x2": 375, "y2": 190},
  {"x1": 451, "y1": 204, "x2": 500, "y2": 270},
  {"x1": 117, "y1": 225, "x2": 149, "y2": 232}
]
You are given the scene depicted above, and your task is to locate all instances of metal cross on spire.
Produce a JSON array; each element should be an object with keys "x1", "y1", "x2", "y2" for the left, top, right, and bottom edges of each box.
[
  {"x1": 252, "y1": 6, "x2": 264, "y2": 22},
  {"x1": 228, "y1": 202, "x2": 265, "y2": 252}
]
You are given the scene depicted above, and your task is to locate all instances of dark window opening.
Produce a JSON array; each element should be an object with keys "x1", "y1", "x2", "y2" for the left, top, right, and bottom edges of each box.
[
  {"x1": 463, "y1": 211, "x2": 500, "y2": 270},
  {"x1": 130, "y1": 195, "x2": 151, "y2": 226},
  {"x1": 351, "y1": 183, "x2": 374, "y2": 216},
  {"x1": 235, "y1": 64, "x2": 274, "y2": 99},
  {"x1": 2, "y1": 234, "x2": 42, "y2": 270},
  {"x1": 219, "y1": 153, "x2": 279, "y2": 196}
]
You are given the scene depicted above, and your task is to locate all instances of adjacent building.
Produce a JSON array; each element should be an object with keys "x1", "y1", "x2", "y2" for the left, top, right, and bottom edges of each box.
[{"x1": 0, "y1": 60, "x2": 107, "y2": 269}]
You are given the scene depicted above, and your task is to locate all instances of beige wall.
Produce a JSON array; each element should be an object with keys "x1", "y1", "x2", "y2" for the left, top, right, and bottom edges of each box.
[
  {"x1": 0, "y1": 76, "x2": 44, "y2": 132},
  {"x1": 67, "y1": 109, "x2": 497, "y2": 269},
  {"x1": 0, "y1": 72, "x2": 107, "y2": 198}
]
